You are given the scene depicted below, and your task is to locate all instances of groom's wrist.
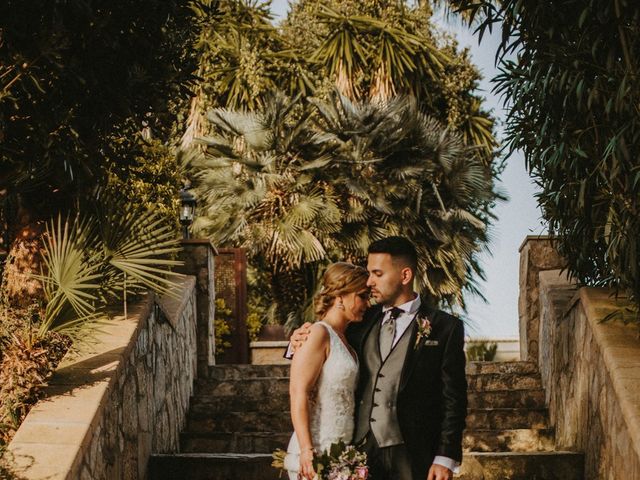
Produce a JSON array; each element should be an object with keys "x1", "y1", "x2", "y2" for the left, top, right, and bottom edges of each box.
[
  {"x1": 432, "y1": 456, "x2": 459, "y2": 474},
  {"x1": 284, "y1": 343, "x2": 295, "y2": 360}
]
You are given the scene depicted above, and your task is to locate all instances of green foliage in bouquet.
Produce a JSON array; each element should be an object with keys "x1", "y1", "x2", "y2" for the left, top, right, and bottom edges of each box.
[{"x1": 315, "y1": 440, "x2": 368, "y2": 480}]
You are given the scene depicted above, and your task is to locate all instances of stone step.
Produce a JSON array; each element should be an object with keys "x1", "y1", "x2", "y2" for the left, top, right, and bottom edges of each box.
[
  {"x1": 184, "y1": 407, "x2": 546, "y2": 435},
  {"x1": 468, "y1": 388, "x2": 545, "y2": 409},
  {"x1": 180, "y1": 431, "x2": 291, "y2": 454},
  {"x1": 206, "y1": 364, "x2": 290, "y2": 381},
  {"x1": 195, "y1": 368, "x2": 543, "y2": 401},
  {"x1": 467, "y1": 372, "x2": 542, "y2": 392},
  {"x1": 148, "y1": 453, "x2": 280, "y2": 480},
  {"x1": 465, "y1": 361, "x2": 538, "y2": 375},
  {"x1": 189, "y1": 387, "x2": 546, "y2": 414},
  {"x1": 194, "y1": 377, "x2": 290, "y2": 398},
  {"x1": 189, "y1": 392, "x2": 290, "y2": 412},
  {"x1": 186, "y1": 410, "x2": 292, "y2": 433},
  {"x1": 466, "y1": 408, "x2": 549, "y2": 430},
  {"x1": 148, "y1": 451, "x2": 583, "y2": 480},
  {"x1": 204, "y1": 361, "x2": 538, "y2": 381},
  {"x1": 463, "y1": 428, "x2": 555, "y2": 453},
  {"x1": 457, "y1": 451, "x2": 584, "y2": 480},
  {"x1": 180, "y1": 428, "x2": 555, "y2": 455},
  {"x1": 194, "y1": 380, "x2": 545, "y2": 407}
]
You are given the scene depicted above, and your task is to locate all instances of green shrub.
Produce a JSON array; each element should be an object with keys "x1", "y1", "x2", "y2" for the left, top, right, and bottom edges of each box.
[
  {"x1": 214, "y1": 298, "x2": 233, "y2": 354},
  {"x1": 466, "y1": 341, "x2": 498, "y2": 362},
  {"x1": 246, "y1": 312, "x2": 264, "y2": 343},
  {"x1": 0, "y1": 303, "x2": 71, "y2": 447}
]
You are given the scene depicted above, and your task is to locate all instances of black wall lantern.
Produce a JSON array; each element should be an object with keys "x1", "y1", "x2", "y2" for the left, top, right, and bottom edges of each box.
[{"x1": 179, "y1": 186, "x2": 197, "y2": 239}]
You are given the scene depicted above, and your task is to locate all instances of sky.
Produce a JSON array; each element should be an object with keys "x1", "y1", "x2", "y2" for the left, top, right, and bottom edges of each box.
[{"x1": 269, "y1": 1, "x2": 546, "y2": 338}]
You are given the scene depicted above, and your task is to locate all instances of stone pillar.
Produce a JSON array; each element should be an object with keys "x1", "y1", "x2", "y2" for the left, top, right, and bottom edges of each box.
[
  {"x1": 518, "y1": 236, "x2": 566, "y2": 361},
  {"x1": 177, "y1": 239, "x2": 218, "y2": 377}
]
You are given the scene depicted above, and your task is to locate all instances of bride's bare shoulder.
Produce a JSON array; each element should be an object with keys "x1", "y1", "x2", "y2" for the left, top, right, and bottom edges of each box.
[
  {"x1": 298, "y1": 322, "x2": 328, "y2": 348},
  {"x1": 308, "y1": 322, "x2": 330, "y2": 339},
  {"x1": 294, "y1": 323, "x2": 330, "y2": 359}
]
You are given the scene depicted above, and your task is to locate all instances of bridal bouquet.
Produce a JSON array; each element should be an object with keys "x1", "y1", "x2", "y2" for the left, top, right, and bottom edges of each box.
[{"x1": 272, "y1": 440, "x2": 368, "y2": 480}]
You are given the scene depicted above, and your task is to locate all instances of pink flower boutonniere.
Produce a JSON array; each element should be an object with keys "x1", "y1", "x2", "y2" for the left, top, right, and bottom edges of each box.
[{"x1": 414, "y1": 314, "x2": 432, "y2": 349}]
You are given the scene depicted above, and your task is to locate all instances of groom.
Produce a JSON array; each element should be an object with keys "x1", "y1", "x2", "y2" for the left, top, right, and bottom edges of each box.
[{"x1": 289, "y1": 236, "x2": 467, "y2": 480}]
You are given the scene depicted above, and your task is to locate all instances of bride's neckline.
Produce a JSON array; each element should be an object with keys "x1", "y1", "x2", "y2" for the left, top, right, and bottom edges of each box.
[{"x1": 319, "y1": 321, "x2": 358, "y2": 364}]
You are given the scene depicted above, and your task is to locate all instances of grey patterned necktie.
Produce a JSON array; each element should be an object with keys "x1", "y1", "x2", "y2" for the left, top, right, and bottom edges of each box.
[{"x1": 380, "y1": 307, "x2": 403, "y2": 359}]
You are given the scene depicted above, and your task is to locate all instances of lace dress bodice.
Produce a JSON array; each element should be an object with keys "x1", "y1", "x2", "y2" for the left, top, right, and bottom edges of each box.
[{"x1": 285, "y1": 322, "x2": 359, "y2": 477}]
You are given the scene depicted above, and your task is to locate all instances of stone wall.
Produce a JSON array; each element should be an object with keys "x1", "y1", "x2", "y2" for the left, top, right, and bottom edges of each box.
[
  {"x1": 3, "y1": 277, "x2": 198, "y2": 479},
  {"x1": 537, "y1": 272, "x2": 640, "y2": 479},
  {"x1": 518, "y1": 236, "x2": 566, "y2": 361}
]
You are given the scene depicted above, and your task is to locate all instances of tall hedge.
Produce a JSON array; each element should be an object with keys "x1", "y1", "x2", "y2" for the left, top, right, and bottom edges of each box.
[{"x1": 456, "y1": 0, "x2": 640, "y2": 300}]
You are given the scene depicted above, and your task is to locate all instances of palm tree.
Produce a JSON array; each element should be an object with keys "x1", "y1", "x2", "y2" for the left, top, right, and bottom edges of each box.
[
  {"x1": 309, "y1": 91, "x2": 496, "y2": 306},
  {"x1": 191, "y1": 91, "x2": 498, "y2": 326},
  {"x1": 282, "y1": 0, "x2": 498, "y2": 167},
  {"x1": 307, "y1": 4, "x2": 449, "y2": 102},
  {"x1": 191, "y1": 93, "x2": 339, "y2": 322}
]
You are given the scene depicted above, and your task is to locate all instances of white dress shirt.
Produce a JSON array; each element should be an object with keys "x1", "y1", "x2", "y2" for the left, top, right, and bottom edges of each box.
[
  {"x1": 381, "y1": 294, "x2": 460, "y2": 474},
  {"x1": 380, "y1": 295, "x2": 422, "y2": 348}
]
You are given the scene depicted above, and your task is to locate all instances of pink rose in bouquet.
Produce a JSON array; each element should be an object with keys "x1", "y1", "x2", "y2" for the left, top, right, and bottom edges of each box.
[{"x1": 354, "y1": 465, "x2": 368, "y2": 479}]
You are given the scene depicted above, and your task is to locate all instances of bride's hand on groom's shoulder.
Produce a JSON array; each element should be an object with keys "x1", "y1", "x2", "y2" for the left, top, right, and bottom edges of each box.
[{"x1": 290, "y1": 322, "x2": 313, "y2": 353}]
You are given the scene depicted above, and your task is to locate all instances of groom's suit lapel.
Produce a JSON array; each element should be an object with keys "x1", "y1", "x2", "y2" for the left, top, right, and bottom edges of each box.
[{"x1": 399, "y1": 302, "x2": 437, "y2": 391}]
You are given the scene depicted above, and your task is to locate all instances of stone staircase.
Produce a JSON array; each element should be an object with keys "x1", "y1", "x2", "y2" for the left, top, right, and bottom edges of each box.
[{"x1": 148, "y1": 362, "x2": 584, "y2": 480}]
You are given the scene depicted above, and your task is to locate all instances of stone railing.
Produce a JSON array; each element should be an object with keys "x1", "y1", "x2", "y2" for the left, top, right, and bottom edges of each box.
[
  {"x1": 2, "y1": 277, "x2": 198, "y2": 479},
  {"x1": 538, "y1": 277, "x2": 640, "y2": 479},
  {"x1": 522, "y1": 236, "x2": 640, "y2": 479}
]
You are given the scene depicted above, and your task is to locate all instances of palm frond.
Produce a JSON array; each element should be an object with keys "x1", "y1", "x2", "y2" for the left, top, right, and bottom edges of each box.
[{"x1": 38, "y1": 215, "x2": 103, "y2": 337}]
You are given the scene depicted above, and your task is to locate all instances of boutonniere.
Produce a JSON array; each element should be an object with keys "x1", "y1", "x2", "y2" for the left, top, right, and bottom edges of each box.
[{"x1": 414, "y1": 314, "x2": 432, "y2": 349}]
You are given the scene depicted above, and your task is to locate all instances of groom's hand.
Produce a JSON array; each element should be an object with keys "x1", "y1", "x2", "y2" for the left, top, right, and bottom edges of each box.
[
  {"x1": 290, "y1": 322, "x2": 313, "y2": 354},
  {"x1": 427, "y1": 464, "x2": 453, "y2": 480}
]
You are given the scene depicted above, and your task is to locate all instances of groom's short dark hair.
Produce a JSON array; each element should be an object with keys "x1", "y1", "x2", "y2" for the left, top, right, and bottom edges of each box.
[{"x1": 368, "y1": 236, "x2": 418, "y2": 272}]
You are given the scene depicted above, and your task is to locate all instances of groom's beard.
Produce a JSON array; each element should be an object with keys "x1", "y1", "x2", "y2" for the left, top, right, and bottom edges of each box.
[{"x1": 371, "y1": 286, "x2": 404, "y2": 308}]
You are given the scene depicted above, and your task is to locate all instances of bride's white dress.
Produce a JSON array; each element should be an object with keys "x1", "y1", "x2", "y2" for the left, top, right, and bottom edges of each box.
[{"x1": 285, "y1": 321, "x2": 359, "y2": 479}]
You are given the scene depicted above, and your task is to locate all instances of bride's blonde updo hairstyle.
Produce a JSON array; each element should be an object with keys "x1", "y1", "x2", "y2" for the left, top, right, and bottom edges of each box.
[{"x1": 315, "y1": 262, "x2": 369, "y2": 318}]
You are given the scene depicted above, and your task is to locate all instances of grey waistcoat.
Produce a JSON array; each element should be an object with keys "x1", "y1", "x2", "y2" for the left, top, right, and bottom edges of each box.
[{"x1": 354, "y1": 318, "x2": 414, "y2": 447}]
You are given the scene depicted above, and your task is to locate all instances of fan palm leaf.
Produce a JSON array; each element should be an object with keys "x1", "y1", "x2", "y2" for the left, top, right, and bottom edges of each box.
[
  {"x1": 35, "y1": 198, "x2": 185, "y2": 343},
  {"x1": 97, "y1": 204, "x2": 183, "y2": 297},
  {"x1": 38, "y1": 215, "x2": 103, "y2": 336}
]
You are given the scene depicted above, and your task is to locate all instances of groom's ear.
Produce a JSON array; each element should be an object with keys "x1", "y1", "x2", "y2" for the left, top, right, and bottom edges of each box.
[{"x1": 400, "y1": 266, "x2": 414, "y2": 285}]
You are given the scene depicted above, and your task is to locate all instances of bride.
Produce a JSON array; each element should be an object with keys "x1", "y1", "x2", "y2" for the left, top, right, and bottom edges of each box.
[{"x1": 285, "y1": 262, "x2": 370, "y2": 480}]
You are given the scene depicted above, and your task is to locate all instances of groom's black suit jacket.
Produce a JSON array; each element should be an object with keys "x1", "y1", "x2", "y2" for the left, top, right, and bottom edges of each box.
[{"x1": 345, "y1": 300, "x2": 467, "y2": 477}]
